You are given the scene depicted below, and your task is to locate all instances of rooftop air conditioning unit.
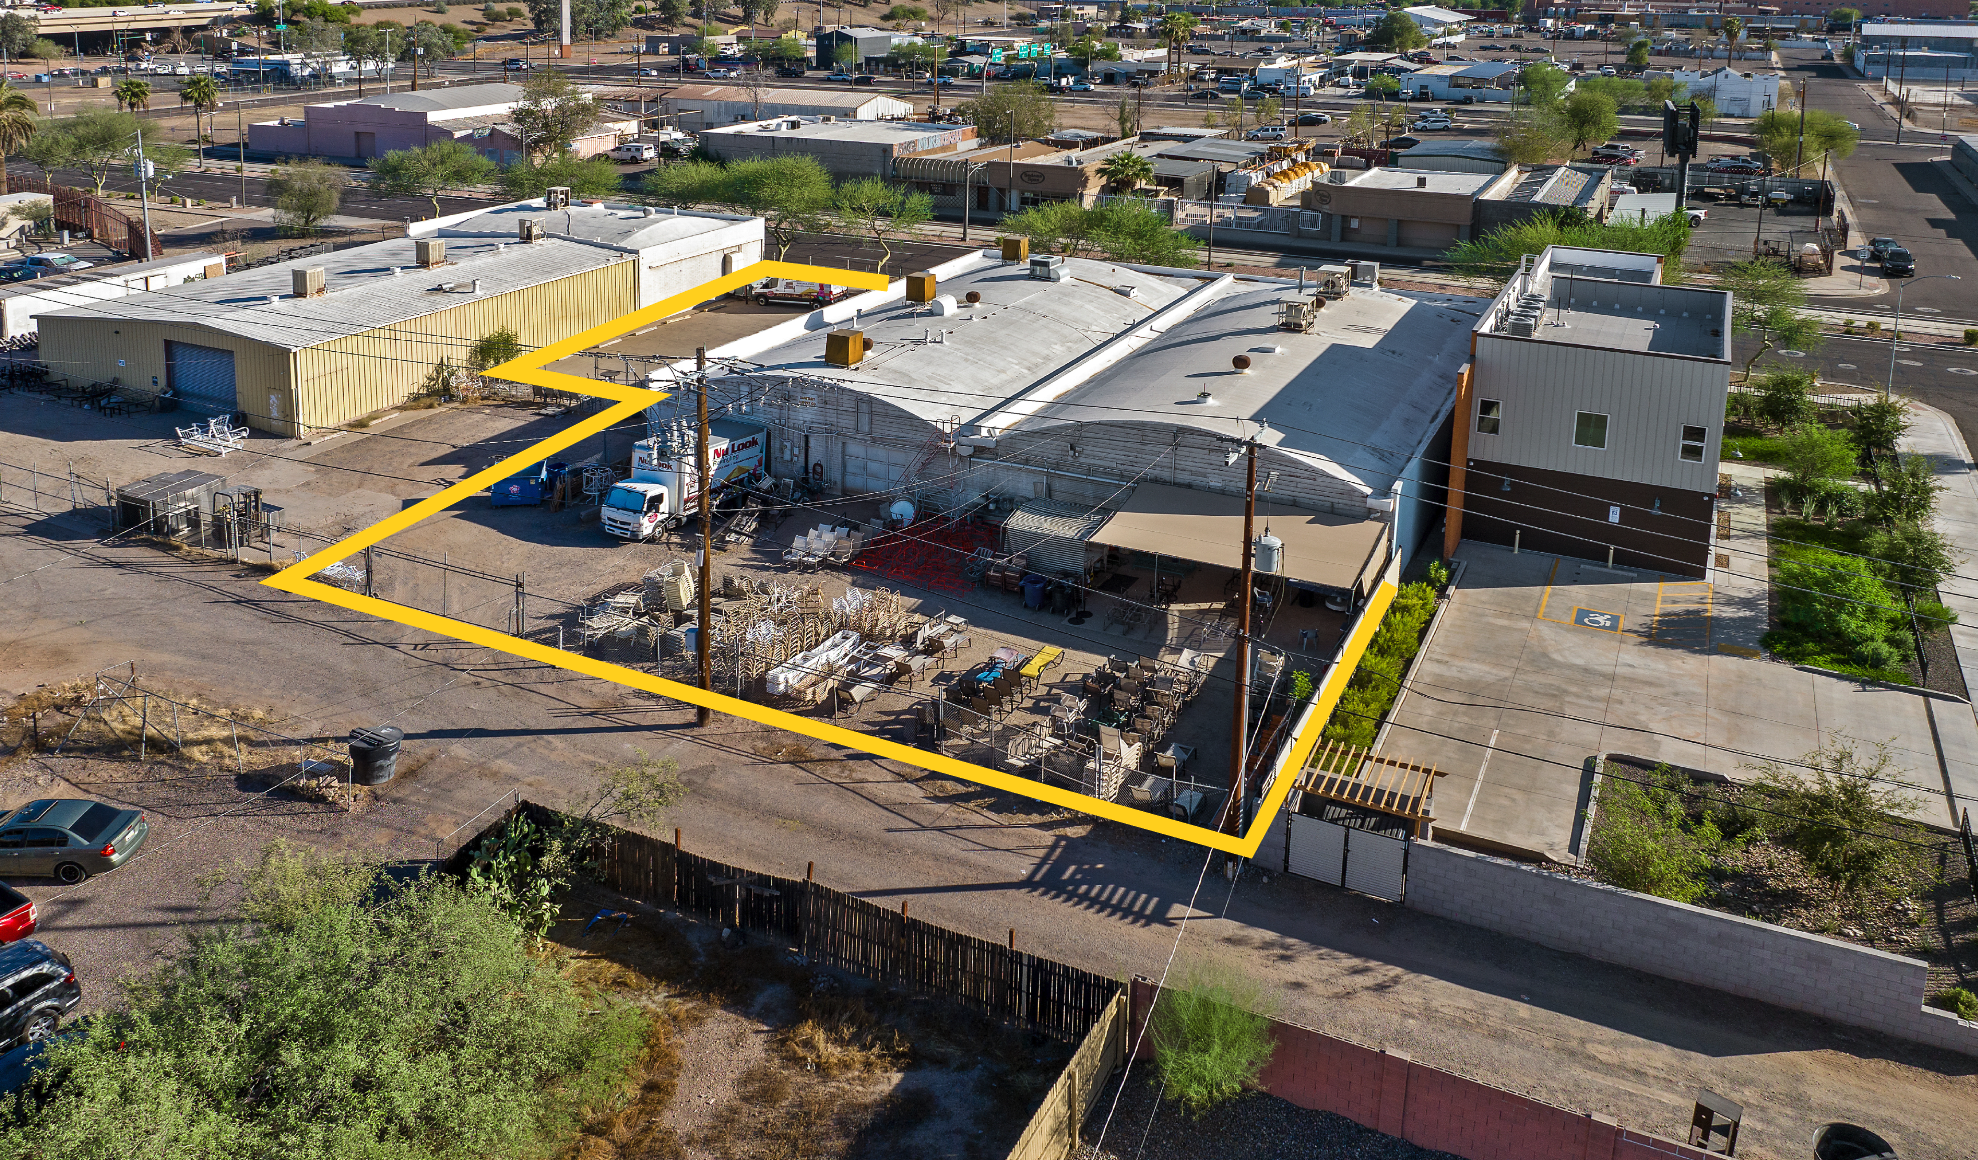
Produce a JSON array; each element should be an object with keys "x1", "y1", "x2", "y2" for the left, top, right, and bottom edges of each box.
[
  {"x1": 1029, "y1": 255, "x2": 1067, "y2": 282},
  {"x1": 415, "y1": 238, "x2": 445, "y2": 268},
  {"x1": 544, "y1": 185, "x2": 571, "y2": 210},
  {"x1": 518, "y1": 218, "x2": 545, "y2": 242},
  {"x1": 292, "y1": 265, "x2": 325, "y2": 299}
]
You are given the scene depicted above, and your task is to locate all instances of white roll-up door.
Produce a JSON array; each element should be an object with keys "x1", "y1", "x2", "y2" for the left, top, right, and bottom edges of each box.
[
  {"x1": 1285, "y1": 813, "x2": 1346, "y2": 886},
  {"x1": 165, "y1": 341, "x2": 238, "y2": 415}
]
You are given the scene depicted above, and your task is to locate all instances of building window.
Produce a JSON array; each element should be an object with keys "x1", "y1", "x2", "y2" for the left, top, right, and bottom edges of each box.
[
  {"x1": 1573, "y1": 411, "x2": 1608, "y2": 449},
  {"x1": 1679, "y1": 423, "x2": 1708, "y2": 462},
  {"x1": 1476, "y1": 399, "x2": 1501, "y2": 435}
]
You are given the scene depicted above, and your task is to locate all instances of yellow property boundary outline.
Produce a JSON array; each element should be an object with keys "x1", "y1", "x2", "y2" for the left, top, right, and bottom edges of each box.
[{"x1": 262, "y1": 259, "x2": 1388, "y2": 857}]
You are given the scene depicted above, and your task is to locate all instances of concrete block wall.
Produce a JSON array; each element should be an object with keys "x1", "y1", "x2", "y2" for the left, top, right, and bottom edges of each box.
[
  {"x1": 1127, "y1": 978, "x2": 1714, "y2": 1160},
  {"x1": 1405, "y1": 841, "x2": 1978, "y2": 1057}
]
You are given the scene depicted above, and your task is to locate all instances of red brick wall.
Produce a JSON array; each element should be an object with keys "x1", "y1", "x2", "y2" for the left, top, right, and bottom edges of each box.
[{"x1": 1129, "y1": 979, "x2": 1713, "y2": 1160}]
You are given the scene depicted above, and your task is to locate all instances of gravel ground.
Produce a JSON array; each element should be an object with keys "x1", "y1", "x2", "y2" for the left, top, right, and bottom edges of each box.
[{"x1": 1074, "y1": 1073, "x2": 1462, "y2": 1160}]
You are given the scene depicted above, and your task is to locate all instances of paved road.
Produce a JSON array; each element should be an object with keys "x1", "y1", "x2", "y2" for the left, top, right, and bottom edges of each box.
[
  {"x1": 1735, "y1": 331, "x2": 1978, "y2": 454},
  {"x1": 1788, "y1": 46, "x2": 1978, "y2": 318}
]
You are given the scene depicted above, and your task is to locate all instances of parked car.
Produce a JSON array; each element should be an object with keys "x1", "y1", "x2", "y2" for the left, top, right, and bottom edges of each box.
[
  {"x1": 0, "y1": 886, "x2": 34, "y2": 946},
  {"x1": 637, "y1": 66, "x2": 662, "y2": 76},
  {"x1": 1882, "y1": 247, "x2": 1915, "y2": 276},
  {"x1": 1702, "y1": 155, "x2": 1763, "y2": 175},
  {"x1": 1683, "y1": 207, "x2": 1708, "y2": 226},
  {"x1": 1295, "y1": 111, "x2": 1332, "y2": 125},
  {"x1": 1068, "y1": 81, "x2": 1093, "y2": 90},
  {"x1": 1246, "y1": 125, "x2": 1286, "y2": 141},
  {"x1": 1598, "y1": 64, "x2": 1617, "y2": 75},
  {"x1": 16, "y1": 254, "x2": 92, "y2": 274},
  {"x1": 0, "y1": 267, "x2": 42, "y2": 285},
  {"x1": 607, "y1": 141, "x2": 656, "y2": 163},
  {"x1": 734, "y1": 278, "x2": 856, "y2": 307},
  {"x1": 502, "y1": 58, "x2": 530, "y2": 70},
  {"x1": 0, "y1": 942, "x2": 78, "y2": 1052},
  {"x1": 775, "y1": 65, "x2": 805, "y2": 77},
  {"x1": 826, "y1": 70, "x2": 854, "y2": 81},
  {"x1": 1187, "y1": 88, "x2": 1220, "y2": 99},
  {"x1": 1867, "y1": 236, "x2": 1898, "y2": 259},
  {"x1": 0, "y1": 799, "x2": 149, "y2": 884},
  {"x1": 1765, "y1": 188, "x2": 1792, "y2": 206},
  {"x1": 1589, "y1": 150, "x2": 1639, "y2": 167},
  {"x1": 934, "y1": 75, "x2": 954, "y2": 85},
  {"x1": 1412, "y1": 116, "x2": 1452, "y2": 130},
  {"x1": 703, "y1": 67, "x2": 736, "y2": 78},
  {"x1": 852, "y1": 74, "x2": 877, "y2": 85},
  {"x1": 1381, "y1": 134, "x2": 1422, "y2": 150}
]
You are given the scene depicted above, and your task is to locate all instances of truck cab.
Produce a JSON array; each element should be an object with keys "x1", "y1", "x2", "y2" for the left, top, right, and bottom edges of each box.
[{"x1": 601, "y1": 480, "x2": 670, "y2": 540}]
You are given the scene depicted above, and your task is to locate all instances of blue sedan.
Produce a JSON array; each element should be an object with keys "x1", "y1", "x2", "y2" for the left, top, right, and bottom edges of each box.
[{"x1": 1068, "y1": 81, "x2": 1093, "y2": 91}]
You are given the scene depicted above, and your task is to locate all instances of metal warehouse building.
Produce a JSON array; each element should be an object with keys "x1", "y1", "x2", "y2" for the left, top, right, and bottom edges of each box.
[{"x1": 38, "y1": 198, "x2": 763, "y2": 436}]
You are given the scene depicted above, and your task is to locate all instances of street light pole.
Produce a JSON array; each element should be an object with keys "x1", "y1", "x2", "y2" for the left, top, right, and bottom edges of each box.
[{"x1": 1886, "y1": 274, "x2": 1960, "y2": 397}]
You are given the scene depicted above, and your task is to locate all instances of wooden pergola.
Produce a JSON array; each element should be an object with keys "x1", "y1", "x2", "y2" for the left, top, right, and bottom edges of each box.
[{"x1": 1298, "y1": 739, "x2": 1446, "y2": 838}]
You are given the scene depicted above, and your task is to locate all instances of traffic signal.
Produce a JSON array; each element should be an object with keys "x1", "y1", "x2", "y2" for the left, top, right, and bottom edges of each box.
[{"x1": 1662, "y1": 99, "x2": 1699, "y2": 158}]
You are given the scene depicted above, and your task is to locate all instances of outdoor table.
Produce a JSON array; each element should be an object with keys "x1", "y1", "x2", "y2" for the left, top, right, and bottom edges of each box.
[{"x1": 1167, "y1": 790, "x2": 1205, "y2": 822}]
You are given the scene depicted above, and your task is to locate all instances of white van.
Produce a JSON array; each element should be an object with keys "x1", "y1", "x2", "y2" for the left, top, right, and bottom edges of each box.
[{"x1": 608, "y1": 141, "x2": 657, "y2": 163}]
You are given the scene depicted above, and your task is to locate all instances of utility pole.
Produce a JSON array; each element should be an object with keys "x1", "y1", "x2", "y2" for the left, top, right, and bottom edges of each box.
[
  {"x1": 696, "y1": 346, "x2": 713, "y2": 727},
  {"x1": 237, "y1": 101, "x2": 247, "y2": 206},
  {"x1": 1216, "y1": 431, "x2": 1259, "y2": 840},
  {"x1": 1793, "y1": 77, "x2": 1808, "y2": 172},
  {"x1": 1894, "y1": 36, "x2": 1908, "y2": 145},
  {"x1": 132, "y1": 130, "x2": 155, "y2": 260}
]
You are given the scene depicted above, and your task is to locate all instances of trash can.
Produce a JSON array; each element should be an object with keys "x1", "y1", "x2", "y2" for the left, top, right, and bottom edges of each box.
[
  {"x1": 1020, "y1": 573, "x2": 1048, "y2": 610},
  {"x1": 347, "y1": 726, "x2": 404, "y2": 786}
]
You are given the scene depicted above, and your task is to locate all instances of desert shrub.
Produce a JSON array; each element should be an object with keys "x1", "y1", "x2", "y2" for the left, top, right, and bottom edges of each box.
[
  {"x1": 1321, "y1": 581, "x2": 1438, "y2": 746},
  {"x1": 1748, "y1": 739, "x2": 1920, "y2": 903},
  {"x1": 1764, "y1": 545, "x2": 1908, "y2": 675},
  {"x1": 0, "y1": 855, "x2": 647, "y2": 1157},
  {"x1": 1150, "y1": 963, "x2": 1277, "y2": 1117},
  {"x1": 1965, "y1": 328, "x2": 1977, "y2": 346},
  {"x1": 1931, "y1": 987, "x2": 1978, "y2": 1020},
  {"x1": 1586, "y1": 764, "x2": 1723, "y2": 903}
]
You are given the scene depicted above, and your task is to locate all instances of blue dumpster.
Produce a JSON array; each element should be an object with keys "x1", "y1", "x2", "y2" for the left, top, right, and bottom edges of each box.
[
  {"x1": 489, "y1": 460, "x2": 567, "y2": 506},
  {"x1": 1020, "y1": 572, "x2": 1048, "y2": 610}
]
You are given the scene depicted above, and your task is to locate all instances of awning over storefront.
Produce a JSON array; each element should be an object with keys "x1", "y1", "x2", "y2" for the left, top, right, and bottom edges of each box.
[{"x1": 1092, "y1": 483, "x2": 1389, "y2": 595}]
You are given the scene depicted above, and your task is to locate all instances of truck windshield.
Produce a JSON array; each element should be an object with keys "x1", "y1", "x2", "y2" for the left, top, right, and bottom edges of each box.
[{"x1": 605, "y1": 485, "x2": 648, "y2": 511}]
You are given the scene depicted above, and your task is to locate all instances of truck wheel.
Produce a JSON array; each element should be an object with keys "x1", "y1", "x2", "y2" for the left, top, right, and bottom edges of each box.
[{"x1": 755, "y1": 295, "x2": 771, "y2": 306}]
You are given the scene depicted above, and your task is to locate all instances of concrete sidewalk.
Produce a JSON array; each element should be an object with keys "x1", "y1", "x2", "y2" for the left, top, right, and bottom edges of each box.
[{"x1": 1896, "y1": 398, "x2": 1978, "y2": 758}]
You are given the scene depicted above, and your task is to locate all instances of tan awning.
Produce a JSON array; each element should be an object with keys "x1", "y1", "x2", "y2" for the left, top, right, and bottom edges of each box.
[{"x1": 1091, "y1": 482, "x2": 1388, "y2": 595}]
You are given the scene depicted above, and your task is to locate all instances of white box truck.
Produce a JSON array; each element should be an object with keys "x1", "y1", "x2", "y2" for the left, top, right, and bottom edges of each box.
[{"x1": 601, "y1": 418, "x2": 770, "y2": 540}]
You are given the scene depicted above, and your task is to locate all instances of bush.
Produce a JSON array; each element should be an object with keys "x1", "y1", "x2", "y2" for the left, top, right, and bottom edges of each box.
[
  {"x1": 1767, "y1": 545, "x2": 1907, "y2": 666},
  {"x1": 0, "y1": 851, "x2": 647, "y2": 1157},
  {"x1": 1965, "y1": 328, "x2": 1977, "y2": 346},
  {"x1": 505, "y1": 5, "x2": 524, "y2": 17},
  {"x1": 1150, "y1": 963, "x2": 1277, "y2": 1117},
  {"x1": 1748, "y1": 740, "x2": 1920, "y2": 904},
  {"x1": 1753, "y1": 367, "x2": 1818, "y2": 430},
  {"x1": 1586, "y1": 765, "x2": 1722, "y2": 903},
  {"x1": 1866, "y1": 319, "x2": 1882, "y2": 334},
  {"x1": 1321, "y1": 581, "x2": 1437, "y2": 747},
  {"x1": 1931, "y1": 987, "x2": 1978, "y2": 1020}
]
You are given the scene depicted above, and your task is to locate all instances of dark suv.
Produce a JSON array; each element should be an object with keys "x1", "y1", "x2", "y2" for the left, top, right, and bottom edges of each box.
[
  {"x1": 0, "y1": 942, "x2": 78, "y2": 1051},
  {"x1": 1882, "y1": 247, "x2": 1915, "y2": 276}
]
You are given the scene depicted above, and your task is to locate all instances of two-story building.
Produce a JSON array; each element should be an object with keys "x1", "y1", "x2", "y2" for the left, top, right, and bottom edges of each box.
[{"x1": 1445, "y1": 245, "x2": 1732, "y2": 576}]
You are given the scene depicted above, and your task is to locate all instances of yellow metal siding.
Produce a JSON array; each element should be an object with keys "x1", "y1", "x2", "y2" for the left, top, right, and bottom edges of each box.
[
  {"x1": 294, "y1": 260, "x2": 638, "y2": 433},
  {"x1": 34, "y1": 257, "x2": 637, "y2": 437},
  {"x1": 36, "y1": 316, "x2": 297, "y2": 432}
]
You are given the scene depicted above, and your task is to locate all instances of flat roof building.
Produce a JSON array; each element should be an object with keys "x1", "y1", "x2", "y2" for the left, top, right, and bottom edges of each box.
[
  {"x1": 697, "y1": 117, "x2": 978, "y2": 179},
  {"x1": 660, "y1": 84, "x2": 915, "y2": 131},
  {"x1": 39, "y1": 199, "x2": 761, "y2": 434},
  {"x1": 1448, "y1": 245, "x2": 1732, "y2": 575}
]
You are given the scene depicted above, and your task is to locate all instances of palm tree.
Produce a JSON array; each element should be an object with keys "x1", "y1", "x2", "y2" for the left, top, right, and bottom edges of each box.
[
  {"x1": 1098, "y1": 150, "x2": 1153, "y2": 195},
  {"x1": 1158, "y1": 12, "x2": 1197, "y2": 78},
  {"x1": 179, "y1": 74, "x2": 218, "y2": 170},
  {"x1": 0, "y1": 82, "x2": 36, "y2": 197},
  {"x1": 112, "y1": 77, "x2": 151, "y2": 113}
]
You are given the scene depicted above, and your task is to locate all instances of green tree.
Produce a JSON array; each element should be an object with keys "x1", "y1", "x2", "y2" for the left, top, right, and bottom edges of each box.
[
  {"x1": 1749, "y1": 740, "x2": 1920, "y2": 903},
  {"x1": 407, "y1": 20, "x2": 457, "y2": 75},
  {"x1": 1626, "y1": 37, "x2": 1650, "y2": 66},
  {"x1": 267, "y1": 157, "x2": 346, "y2": 233},
  {"x1": 1865, "y1": 520, "x2": 1960, "y2": 593},
  {"x1": 1447, "y1": 209, "x2": 1692, "y2": 281},
  {"x1": 0, "y1": 848, "x2": 647, "y2": 1158},
  {"x1": 1722, "y1": 15, "x2": 1745, "y2": 45},
  {"x1": 1256, "y1": 94, "x2": 1281, "y2": 126},
  {"x1": 500, "y1": 152, "x2": 620, "y2": 200},
  {"x1": 26, "y1": 37, "x2": 59, "y2": 62},
  {"x1": 1150, "y1": 962, "x2": 1278, "y2": 1117},
  {"x1": 0, "y1": 12, "x2": 36, "y2": 59},
  {"x1": 1363, "y1": 8, "x2": 1426, "y2": 51},
  {"x1": 1586, "y1": 764, "x2": 1721, "y2": 903},
  {"x1": 1754, "y1": 107, "x2": 1859, "y2": 173},
  {"x1": 830, "y1": 177, "x2": 931, "y2": 271},
  {"x1": 1518, "y1": 61, "x2": 1570, "y2": 106},
  {"x1": 368, "y1": 139, "x2": 497, "y2": 217},
  {"x1": 1828, "y1": 6, "x2": 1862, "y2": 27},
  {"x1": 1558, "y1": 89, "x2": 1617, "y2": 153},
  {"x1": 1098, "y1": 149, "x2": 1154, "y2": 194},
  {"x1": 1851, "y1": 395, "x2": 1910, "y2": 458},
  {"x1": 833, "y1": 41, "x2": 859, "y2": 68},
  {"x1": 1364, "y1": 72, "x2": 1400, "y2": 99},
  {"x1": 1722, "y1": 259, "x2": 1822, "y2": 381},
  {"x1": 1868, "y1": 452, "x2": 1943, "y2": 526},
  {"x1": 956, "y1": 79, "x2": 1056, "y2": 143},
  {"x1": 1494, "y1": 106, "x2": 1562, "y2": 164},
  {"x1": 467, "y1": 325, "x2": 523, "y2": 372},
  {"x1": 724, "y1": 155, "x2": 834, "y2": 258},
  {"x1": 1116, "y1": 95, "x2": 1137, "y2": 139},
  {"x1": 22, "y1": 109, "x2": 162, "y2": 196},
  {"x1": 1752, "y1": 365, "x2": 1818, "y2": 430},
  {"x1": 0, "y1": 81, "x2": 34, "y2": 196},
  {"x1": 880, "y1": 3, "x2": 927, "y2": 21},
  {"x1": 509, "y1": 68, "x2": 598, "y2": 161},
  {"x1": 523, "y1": 0, "x2": 631, "y2": 37},
  {"x1": 111, "y1": 76, "x2": 151, "y2": 113},
  {"x1": 1772, "y1": 547, "x2": 1906, "y2": 659}
]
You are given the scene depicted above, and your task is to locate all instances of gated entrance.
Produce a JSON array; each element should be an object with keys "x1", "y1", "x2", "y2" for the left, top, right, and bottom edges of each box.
[
  {"x1": 165, "y1": 341, "x2": 239, "y2": 415},
  {"x1": 1267, "y1": 740, "x2": 1444, "y2": 903}
]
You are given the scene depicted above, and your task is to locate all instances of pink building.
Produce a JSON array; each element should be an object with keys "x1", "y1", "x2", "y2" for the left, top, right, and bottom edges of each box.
[{"x1": 249, "y1": 83, "x2": 635, "y2": 164}]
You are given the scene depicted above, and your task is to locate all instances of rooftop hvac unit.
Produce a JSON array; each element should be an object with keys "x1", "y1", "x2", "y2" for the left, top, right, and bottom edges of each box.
[
  {"x1": 544, "y1": 185, "x2": 572, "y2": 210},
  {"x1": 518, "y1": 218, "x2": 545, "y2": 242},
  {"x1": 1352, "y1": 260, "x2": 1379, "y2": 288},
  {"x1": 1505, "y1": 315, "x2": 1536, "y2": 337},
  {"x1": 414, "y1": 238, "x2": 445, "y2": 268},
  {"x1": 825, "y1": 328, "x2": 867, "y2": 367},
  {"x1": 292, "y1": 265, "x2": 325, "y2": 299},
  {"x1": 1029, "y1": 255, "x2": 1066, "y2": 282}
]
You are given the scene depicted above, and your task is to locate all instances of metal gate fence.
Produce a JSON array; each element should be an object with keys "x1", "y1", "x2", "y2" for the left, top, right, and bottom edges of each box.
[{"x1": 1282, "y1": 809, "x2": 1410, "y2": 902}]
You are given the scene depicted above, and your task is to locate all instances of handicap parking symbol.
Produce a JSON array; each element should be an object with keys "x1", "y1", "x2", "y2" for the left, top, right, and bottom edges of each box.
[{"x1": 1571, "y1": 607, "x2": 1623, "y2": 632}]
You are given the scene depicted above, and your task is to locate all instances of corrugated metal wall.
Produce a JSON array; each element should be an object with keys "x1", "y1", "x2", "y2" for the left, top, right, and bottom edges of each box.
[
  {"x1": 1469, "y1": 334, "x2": 1726, "y2": 495},
  {"x1": 38, "y1": 315, "x2": 296, "y2": 432},
  {"x1": 295, "y1": 259, "x2": 638, "y2": 434}
]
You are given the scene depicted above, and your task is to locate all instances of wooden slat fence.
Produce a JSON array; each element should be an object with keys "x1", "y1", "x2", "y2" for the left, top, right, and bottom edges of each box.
[
  {"x1": 460, "y1": 803, "x2": 1123, "y2": 1043},
  {"x1": 1004, "y1": 992, "x2": 1129, "y2": 1160}
]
